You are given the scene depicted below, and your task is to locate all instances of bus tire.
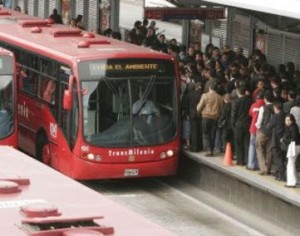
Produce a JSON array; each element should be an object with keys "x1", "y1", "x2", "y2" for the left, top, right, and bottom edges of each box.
[{"x1": 36, "y1": 134, "x2": 51, "y2": 165}]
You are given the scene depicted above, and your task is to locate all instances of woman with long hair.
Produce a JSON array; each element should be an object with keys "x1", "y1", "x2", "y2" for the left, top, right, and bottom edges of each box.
[{"x1": 281, "y1": 114, "x2": 300, "y2": 187}]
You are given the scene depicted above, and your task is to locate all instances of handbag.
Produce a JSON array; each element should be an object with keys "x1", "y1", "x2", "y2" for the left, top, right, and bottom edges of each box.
[
  {"x1": 280, "y1": 140, "x2": 288, "y2": 152},
  {"x1": 287, "y1": 141, "x2": 296, "y2": 158}
]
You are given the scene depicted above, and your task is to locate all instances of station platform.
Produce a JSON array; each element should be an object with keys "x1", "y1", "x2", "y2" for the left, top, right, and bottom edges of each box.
[{"x1": 179, "y1": 150, "x2": 300, "y2": 235}]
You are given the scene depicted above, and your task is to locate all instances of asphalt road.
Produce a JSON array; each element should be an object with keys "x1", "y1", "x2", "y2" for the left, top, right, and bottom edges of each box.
[{"x1": 83, "y1": 177, "x2": 265, "y2": 236}]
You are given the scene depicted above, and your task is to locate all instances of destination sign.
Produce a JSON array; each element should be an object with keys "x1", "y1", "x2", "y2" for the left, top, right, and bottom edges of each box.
[
  {"x1": 79, "y1": 59, "x2": 175, "y2": 79},
  {"x1": 89, "y1": 63, "x2": 159, "y2": 76},
  {"x1": 144, "y1": 7, "x2": 225, "y2": 20}
]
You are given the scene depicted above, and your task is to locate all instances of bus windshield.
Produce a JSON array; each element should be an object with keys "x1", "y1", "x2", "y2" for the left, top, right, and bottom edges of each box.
[
  {"x1": 0, "y1": 75, "x2": 13, "y2": 139},
  {"x1": 79, "y1": 59, "x2": 178, "y2": 147}
]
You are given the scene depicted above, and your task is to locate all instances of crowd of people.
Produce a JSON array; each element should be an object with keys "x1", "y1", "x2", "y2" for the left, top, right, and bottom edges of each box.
[
  {"x1": 110, "y1": 18, "x2": 300, "y2": 188},
  {"x1": 49, "y1": 8, "x2": 85, "y2": 30},
  {"x1": 176, "y1": 38, "x2": 300, "y2": 189}
]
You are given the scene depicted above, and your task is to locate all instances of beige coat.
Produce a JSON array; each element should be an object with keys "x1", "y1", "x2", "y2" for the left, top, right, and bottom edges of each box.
[{"x1": 196, "y1": 90, "x2": 223, "y2": 120}]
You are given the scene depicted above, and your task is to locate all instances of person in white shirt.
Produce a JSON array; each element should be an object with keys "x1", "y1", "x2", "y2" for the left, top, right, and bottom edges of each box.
[{"x1": 132, "y1": 89, "x2": 160, "y2": 125}]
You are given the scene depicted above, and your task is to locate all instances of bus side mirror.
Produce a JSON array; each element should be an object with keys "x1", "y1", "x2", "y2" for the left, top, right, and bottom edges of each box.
[
  {"x1": 63, "y1": 75, "x2": 74, "y2": 110},
  {"x1": 63, "y1": 90, "x2": 71, "y2": 110}
]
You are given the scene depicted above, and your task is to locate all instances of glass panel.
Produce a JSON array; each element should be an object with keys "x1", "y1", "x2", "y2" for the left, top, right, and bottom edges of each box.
[
  {"x1": 131, "y1": 77, "x2": 177, "y2": 146},
  {"x1": 39, "y1": 77, "x2": 56, "y2": 104},
  {"x1": 83, "y1": 78, "x2": 131, "y2": 147},
  {"x1": 80, "y1": 58, "x2": 178, "y2": 147},
  {"x1": 0, "y1": 75, "x2": 13, "y2": 138},
  {"x1": 82, "y1": 77, "x2": 177, "y2": 147},
  {"x1": 20, "y1": 68, "x2": 38, "y2": 95}
]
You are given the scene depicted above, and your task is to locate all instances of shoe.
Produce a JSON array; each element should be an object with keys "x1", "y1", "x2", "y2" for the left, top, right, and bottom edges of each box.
[
  {"x1": 259, "y1": 171, "x2": 267, "y2": 175},
  {"x1": 284, "y1": 184, "x2": 296, "y2": 188},
  {"x1": 246, "y1": 167, "x2": 257, "y2": 171},
  {"x1": 205, "y1": 152, "x2": 214, "y2": 157},
  {"x1": 277, "y1": 178, "x2": 285, "y2": 182},
  {"x1": 236, "y1": 162, "x2": 245, "y2": 166}
]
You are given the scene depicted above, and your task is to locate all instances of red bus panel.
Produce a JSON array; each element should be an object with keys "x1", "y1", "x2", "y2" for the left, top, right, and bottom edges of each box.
[{"x1": 0, "y1": 146, "x2": 173, "y2": 235}]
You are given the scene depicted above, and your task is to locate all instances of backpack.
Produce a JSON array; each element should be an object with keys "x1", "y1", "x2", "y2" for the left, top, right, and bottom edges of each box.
[{"x1": 260, "y1": 104, "x2": 273, "y2": 136}]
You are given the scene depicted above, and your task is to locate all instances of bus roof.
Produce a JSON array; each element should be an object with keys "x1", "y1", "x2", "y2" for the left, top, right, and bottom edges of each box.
[
  {"x1": 0, "y1": 9, "x2": 172, "y2": 64},
  {"x1": 0, "y1": 146, "x2": 173, "y2": 235}
]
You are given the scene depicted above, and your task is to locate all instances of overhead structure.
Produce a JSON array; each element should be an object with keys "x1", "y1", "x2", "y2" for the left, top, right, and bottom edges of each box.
[{"x1": 203, "y1": 0, "x2": 300, "y2": 20}]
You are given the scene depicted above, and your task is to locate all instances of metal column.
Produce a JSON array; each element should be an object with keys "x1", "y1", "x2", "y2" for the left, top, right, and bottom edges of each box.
[
  {"x1": 182, "y1": 20, "x2": 190, "y2": 47},
  {"x1": 110, "y1": 0, "x2": 120, "y2": 32}
]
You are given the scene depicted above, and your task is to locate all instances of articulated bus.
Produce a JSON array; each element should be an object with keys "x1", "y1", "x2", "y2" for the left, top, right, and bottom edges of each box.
[
  {"x1": 0, "y1": 8, "x2": 180, "y2": 180},
  {"x1": 0, "y1": 47, "x2": 17, "y2": 147}
]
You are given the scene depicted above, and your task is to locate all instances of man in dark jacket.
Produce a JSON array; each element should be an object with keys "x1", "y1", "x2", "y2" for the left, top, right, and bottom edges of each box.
[
  {"x1": 231, "y1": 85, "x2": 252, "y2": 165},
  {"x1": 187, "y1": 82, "x2": 203, "y2": 152},
  {"x1": 50, "y1": 9, "x2": 63, "y2": 24},
  {"x1": 266, "y1": 102, "x2": 286, "y2": 180}
]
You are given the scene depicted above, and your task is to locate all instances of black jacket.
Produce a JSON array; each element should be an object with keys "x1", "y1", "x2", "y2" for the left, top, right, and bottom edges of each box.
[
  {"x1": 267, "y1": 111, "x2": 285, "y2": 148},
  {"x1": 231, "y1": 95, "x2": 252, "y2": 129},
  {"x1": 282, "y1": 123, "x2": 300, "y2": 146},
  {"x1": 218, "y1": 102, "x2": 232, "y2": 130}
]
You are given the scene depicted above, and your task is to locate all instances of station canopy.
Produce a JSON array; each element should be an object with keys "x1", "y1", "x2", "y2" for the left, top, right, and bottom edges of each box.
[{"x1": 203, "y1": 0, "x2": 300, "y2": 20}]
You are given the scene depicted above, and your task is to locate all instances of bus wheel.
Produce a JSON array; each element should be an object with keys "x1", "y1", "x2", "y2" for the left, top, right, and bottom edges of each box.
[{"x1": 37, "y1": 136, "x2": 51, "y2": 165}]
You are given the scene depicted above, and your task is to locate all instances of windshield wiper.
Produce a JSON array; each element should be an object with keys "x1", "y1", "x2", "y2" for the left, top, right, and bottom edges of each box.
[
  {"x1": 141, "y1": 75, "x2": 156, "y2": 101},
  {"x1": 100, "y1": 76, "x2": 117, "y2": 95}
]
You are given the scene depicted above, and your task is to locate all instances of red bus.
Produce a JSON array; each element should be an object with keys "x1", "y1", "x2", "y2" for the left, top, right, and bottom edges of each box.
[
  {"x1": 0, "y1": 8, "x2": 181, "y2": 180},
  {"x1": 0, "y1": 47, "x2": 17, "y2": 147},
  {"x1": 0, "y1": 146, "x2": 173, "y2": 235}
]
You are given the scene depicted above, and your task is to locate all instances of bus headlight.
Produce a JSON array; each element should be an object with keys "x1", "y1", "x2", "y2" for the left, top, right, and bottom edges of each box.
[
  {"x1": 95, "y1": 155, "x2": 102, "y2": 162},
  {"x1": 167, "y1": 150, "x2": 174, "y2": 157},
  {"x1": 160, "y1": 152, "x2": 167, "y2": 159},
  {"x1": 87, "y1": 153, "x2": 95, "y2": 160}
]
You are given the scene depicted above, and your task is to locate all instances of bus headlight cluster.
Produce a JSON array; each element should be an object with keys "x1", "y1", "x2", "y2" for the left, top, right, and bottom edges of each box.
[
  {"x1": 160, "y1": 149, "x2": 174, "y2": 159},
  {"x1": 81, "y1": 153, "x2": 102, "y2": 162}
]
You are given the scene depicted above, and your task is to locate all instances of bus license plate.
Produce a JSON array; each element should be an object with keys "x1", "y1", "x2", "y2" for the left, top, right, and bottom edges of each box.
[{"x1": 124, "y1": 169, "x2": 139, "y2": 176}]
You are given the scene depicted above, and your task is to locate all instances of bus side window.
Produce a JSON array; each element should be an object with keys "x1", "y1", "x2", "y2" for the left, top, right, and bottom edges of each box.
[
  {"x1": 40, "y1": 79, "x2": 56, "y2": 104},
  {"x1": 21, "y1": 70, "x2": 38, "y2": 95},
  {"x1": 17, "y1": 67, "x2": 27, "y2": 90}
]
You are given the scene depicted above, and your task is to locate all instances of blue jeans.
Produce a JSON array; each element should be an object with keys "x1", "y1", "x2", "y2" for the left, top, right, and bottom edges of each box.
[
  {"x1": 247, "y1": 134, "x2": 259, "y2": 169},
  {"x1": 215, "y1": 127, "x2": 225, "y2": 152}
]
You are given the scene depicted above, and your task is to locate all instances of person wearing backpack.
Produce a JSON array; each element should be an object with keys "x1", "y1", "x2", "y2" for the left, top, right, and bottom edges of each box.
[{"x1": 255, "y1": 90, "x2": 274, "y2": 175}]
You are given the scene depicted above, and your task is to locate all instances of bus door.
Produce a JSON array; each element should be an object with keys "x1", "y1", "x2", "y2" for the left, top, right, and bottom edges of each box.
[{"x1": 55, "y1": 66, "x2": 79, "y2": 173}]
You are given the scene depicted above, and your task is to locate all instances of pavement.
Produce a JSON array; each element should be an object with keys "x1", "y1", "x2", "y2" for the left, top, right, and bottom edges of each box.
[{"x1": 183, "y1": 150, "x2": 300, "y2": 207}]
